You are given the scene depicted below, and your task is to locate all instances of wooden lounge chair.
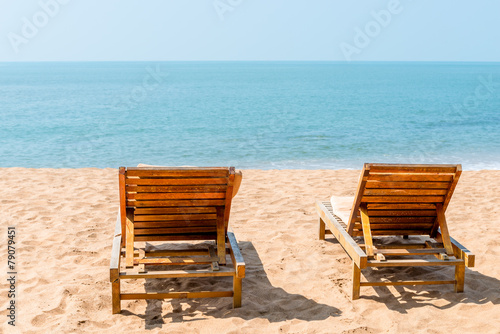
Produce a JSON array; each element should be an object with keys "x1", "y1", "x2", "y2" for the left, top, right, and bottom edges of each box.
[
  {"x1": 110, "y1": 167, "x2": 245, "y2": 314},
  {"x1": 316, "y1": 163, "x2": 475, "y2": 299}
]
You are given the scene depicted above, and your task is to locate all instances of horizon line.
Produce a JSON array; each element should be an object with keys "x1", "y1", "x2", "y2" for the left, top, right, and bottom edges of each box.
[{"x1": 1, "y1": 60, "x2": 500, "y2": 63}]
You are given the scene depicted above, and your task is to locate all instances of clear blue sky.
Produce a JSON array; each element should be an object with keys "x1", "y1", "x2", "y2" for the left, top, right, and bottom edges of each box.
[{"x1": 1, "y1": 0, "x2": 499, "y2": 62}]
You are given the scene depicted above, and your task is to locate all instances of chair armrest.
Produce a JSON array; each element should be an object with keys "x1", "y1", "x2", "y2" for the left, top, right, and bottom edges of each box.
[
  {"x1": 110, "y1": 211, "x2": 122, "y2": 281},
  {"x1": 316, "y1": 201, "x2": 368, "y2": 269},
  {"x1": 227, "y1": 229, "x2": 245, "y2": 278},
  {"x1": 437, "y1": 230, "x2": 475, "y2": 267}
]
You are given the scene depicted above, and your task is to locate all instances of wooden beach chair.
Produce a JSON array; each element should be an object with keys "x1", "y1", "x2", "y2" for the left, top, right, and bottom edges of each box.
[
  {"x1": 110, "y1": 167, "x2": 245, "y2": 314},
  {"x1": 316, "y1": 164, "x2": 475, "y2": 299}
]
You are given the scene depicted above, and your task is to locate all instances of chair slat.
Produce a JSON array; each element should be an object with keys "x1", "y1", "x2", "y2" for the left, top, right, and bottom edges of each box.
[
  {"x1": 134, "y1": 207, "x2": 216, "y2": 215},
  {"x1": 125, "y1": 178, "x2": 228, "y2": 185},
  {"x1": 367, "y1": 210, "x2": 436, "y2": 217},
  {"x1": 126, "y1": 169, "x2": 228, "y2": 177},
  {"x1": 134, "y1": 220, "x2": 217, "y2": 228},
  {"x1": 135, "y1": 226, "x2": 218, "y2": 235},
  {"x1": 367, "y1": 203, "x2": 437, "y2": 210},
  {"x1": 127, "y1": 200, "x2": 226, "y2": 207},
  {"x1": 362, "y1": 196, "x2": 444, "y2": 203},
  {"x1": 366, "y1": 181, "x2": 451, "y2": 189},
  {"x1": 135, "y1": 234, "x2": 217, "y2": 242},
  {"x1": 368, "y1": 174, "x2": 453, "y2": 182},
  {"x1": 369, "y1": 165, "x2": 458, "y2": 174},
  {"x1": 352, "y1": 216, "x2": 435, "y2": 223},
  {"x1": 364, "y1": 189, "x2": 447, "y2": 196},
  {"x1": 126, "y1": 185, "x2": 227, "y2": 193},
  {"x1": 128, "y1": 193, "x2": 226, "y2": 200},
  {"x1": 134, "y1": 214, "x2": 216, "y2": 222}
]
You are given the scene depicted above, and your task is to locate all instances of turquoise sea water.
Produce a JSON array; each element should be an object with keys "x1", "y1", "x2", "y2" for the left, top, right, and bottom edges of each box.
[{"x1": 1, "y1": 61, "x2": 499, "y2": 169}]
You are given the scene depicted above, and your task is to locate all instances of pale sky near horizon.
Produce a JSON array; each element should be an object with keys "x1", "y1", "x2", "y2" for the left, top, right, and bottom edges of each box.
[{"x1": 1, "y1": 0, "x2": 499, "y2": 62}]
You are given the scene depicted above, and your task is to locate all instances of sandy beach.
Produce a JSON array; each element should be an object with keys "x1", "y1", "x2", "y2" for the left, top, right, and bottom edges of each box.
[{"x1": 1, "y1": 168, "x2": 499, "y2": 333}]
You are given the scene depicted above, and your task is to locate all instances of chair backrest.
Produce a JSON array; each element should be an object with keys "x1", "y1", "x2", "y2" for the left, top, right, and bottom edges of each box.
[
  {"x1": 119, "y1": 167, "x2": 236, "y2": 243},
  {"x1": 346, "y1": 164, "x2": 461, "y2": 237}
]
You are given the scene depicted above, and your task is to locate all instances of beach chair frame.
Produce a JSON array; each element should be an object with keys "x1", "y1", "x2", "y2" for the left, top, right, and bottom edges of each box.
[
  {"x1": 316, "y1": 163, "x2": 475, "y2": 299},
  {"x1": 110, "y1": 167, "x2": 245, "y2": 314}
]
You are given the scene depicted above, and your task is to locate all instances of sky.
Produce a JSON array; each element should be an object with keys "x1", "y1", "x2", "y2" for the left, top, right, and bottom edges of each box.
[{"x1": 1, "y1": 0, "x2": 499, "y2": 62}]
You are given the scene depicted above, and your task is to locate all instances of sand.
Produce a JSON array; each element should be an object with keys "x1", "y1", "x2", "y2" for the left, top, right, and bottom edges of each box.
[{"x1": 1, "y1": 168, "x2": 499, "y2": 333}]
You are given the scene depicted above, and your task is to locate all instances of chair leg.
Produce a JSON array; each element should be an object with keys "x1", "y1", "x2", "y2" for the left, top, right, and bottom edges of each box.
[
  {"x1": 233, "y1": 277, "x2": 242, "y2": 308},
  {"x1": 455, "y1": 263, "x2": 465, "y2": 293},
  {"x1": 319, "y1": 218, "x2": 326, "y2": 240},
  {"x1": 352, "y1": 262, "x2": 361, "y2": 300},
  {"x1": 112, "y1": 279, "x2": 121, "y2": 314}
]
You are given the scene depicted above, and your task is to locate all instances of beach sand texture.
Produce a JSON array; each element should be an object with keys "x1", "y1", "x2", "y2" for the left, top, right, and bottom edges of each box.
[{"x1": 1, "y1": 168, "x2": 499, "y2": 333}]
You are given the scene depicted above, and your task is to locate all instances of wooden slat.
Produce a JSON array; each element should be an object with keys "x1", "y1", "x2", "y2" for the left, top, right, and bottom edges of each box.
[
  {"x1": 134, "y1": 220, "x2": 216, "y2": 228},
  {"x1": 126, "y1": 169, "x2": 228, "y2": 177},
  {"x1": 365, "y1": 243, "x2": 428, "y2": 249},
  {"x1": 360, "y1": 280, "x2": 455, "y2": 287},
  {"x1": 134, "y1": 207, "x2": 216, "y2": 215},
  {"x1": 366, "y1": 181, "x2": 451, "y2": 189},
  {"x1": 120, "y1": 291, "x2": 233, "y2": 300},
  {"x1": 368, "y1": 258, "x2": 463, "y2": 267},
  {"x1": 134, "y1": 214, "x2": 216, "y2": 222},
  {"x1": 127, "y1": 167, "x2": 228, "y2": 171},
  {"x1": 353, "y1": 223, "x2": 434, "y2": 230},
  {"x1": 135, "y1": 226, "x2": 217, "y2": 235},
  {"x1": 133, "y1": 257, "x2": 216, "y2": 265},
  {"x1": 367, "y1": 203, "x2": 436, "y2": 210},
  {"x1": 353, "y1": 217, "x2": 435, "y2": 223},
  {"x1": 362, "y1": 196, "x2": 444, "y2": 203},
  {"x1": 364, "y1": 189, "x2": 448, "y2": 196},
  {"x1": 140, "y1": 249, "x2": 208, "y2": 257},
  {"x1": 369, "y1": 165, "x2": 458, "y2": 174},
  {"x1": 128, "y1": 193, "x2": 226, "y2": 200},
  {"x1": 128, "y1": 200, "x2": 226, "y2": 207},
  {"x1": 120, "y1": 267, "x2": 235, "y2": 279},
  {"x1": 135, "y1": 234, "x2": 217, "y2": 242},
  {"x1": 126, "y1": 185, "x2": 227, "y2": 193},
  {"x1": 125, "y1": 178, "x2": 228, "y2": 185},
  {"x1": 367, "y1": 210, "x2": 436, "y2": 217},
  {"x1": 376, "y1": 248, "x2": 446, "y2": 256},
  {"x1": 352, "y1": 230, "x2": 430, "y2": 236},
  {"x1": 368, "y1": 174, "x2": 453, "y2": 182}
]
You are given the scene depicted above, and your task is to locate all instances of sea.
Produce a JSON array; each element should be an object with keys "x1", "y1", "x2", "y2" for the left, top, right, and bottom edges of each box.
[{"x1": 1, "y1": 61, "x2": 499, "y2": 170}]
